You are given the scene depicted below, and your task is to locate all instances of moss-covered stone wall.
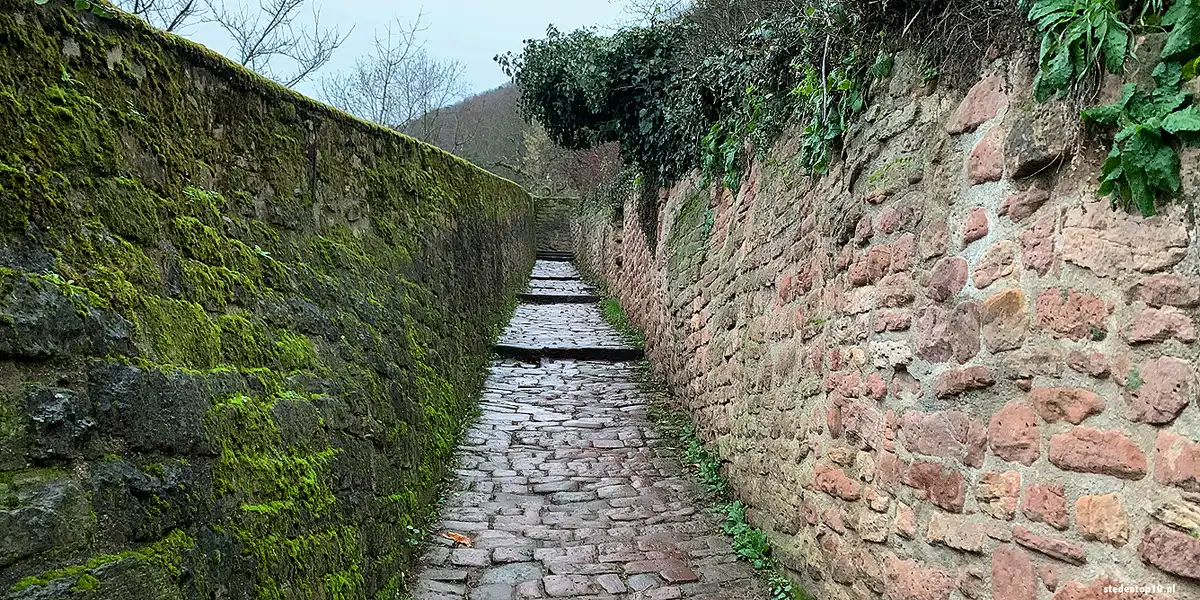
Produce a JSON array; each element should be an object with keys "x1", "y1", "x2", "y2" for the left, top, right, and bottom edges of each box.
[
  {"x1": 0, "y1": 1, "x2": 535, "y2": 597},
  {"x1": 533, "y1": 196, "x2": 579, "y2": 254}
]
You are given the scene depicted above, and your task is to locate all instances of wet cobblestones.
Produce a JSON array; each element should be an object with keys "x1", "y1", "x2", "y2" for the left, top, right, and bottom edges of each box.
[{"x1": 412, "y1": 262, "x2": 765, "y2": 600}]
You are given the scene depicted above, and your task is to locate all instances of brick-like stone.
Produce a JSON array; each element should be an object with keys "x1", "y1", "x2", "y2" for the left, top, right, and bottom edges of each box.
[
  {"x1": 1126, "y1": 274, "x2": 1200, "y2": 308},
  {"x1": 884, "y1": 554, "x2": 956, "y2": 600},
  {"x1": 980, "y1": 289, "x2": 1028, "y2": 352},
  {"x1": 947, "y1": 74, "x2": 1007, "y2": 134},
  {"x1": 1023, "y1": 484, "x2": 1069, "y2": 530},
  {"x1": 1075, "y1": 494, "x2": 1128, "y2": 547},
  {"x1": 933, "y1": 366, "x2": 995, "y2": 399},
  {"x1": 899, "y1": 410, "x2": 987, "y2": 467},
  {"x1": 1029, "y1": 387, "x2": 1104, "y2": 424},
  {"x1": 1062, "y1": 202, "x2": 1189, "y2": 278},
  {"x1": 988, "y1": 402, "x2": 1040, "y2": 466},
  {"x1": 999, "y1": 188, "x2": 1050, "y2": 222},
  {"x1": 1060, "y1": 201, "x2": 1190, "y2": 276},
  {"x1": 977, "y1": 470, "x2": 1021, "y2": 521},
  {"x1": 964, "y1": 208, "x2": 990, "y2": 244},
  {"x1": 1065, "y1": 350, "x2": 1109, "y2": 378},
  {"x1": 850, "y1": 245, "x2": 894, "y2": 286},
  {"x1": 925, "y1": 257, "x2": 968, "y2": 302},
  {"x1": 913, "y1": 302, "x2": 980, "y2": 364},
  {"x1": 906, "y1": 460, "x2": 966, "y2": 513},
  {"x1": 813, "y1": 462, "x2": 862, "y2": 501},
  {"x1": 1123, "y1": 306, "x2": 1197, "y2": 344},
  {"x1": 926, "y1": 512, "x2": 986, "y2": 553},
  {"x1": 1012, "y1": 526, "x2": 1085, "y2": 565},
  {"x1": 1127, "y1": 356, "x2": 1195, "y2": 424},
  {"x1": 1138, "y1": 524, "x2": 1200, "y2": 581},
  {"x1": 1154, "y1": 430, "x2": 1200, "y2": 492},
  {"x1": 1035, "y1": 288, "x2": 1109, "y2": 340},
  {"x1": 992, "y1": 545, "x2": 1037, "y2": 600},
  {"x1": 968, "y1": 128, "x2": 1005, "y2": 185},
  {"x1": 1048, "y1": 427, "x2": 1146, "y2": 479},
  {"x1": 1020, "y1": 213, "x2": 1057, "y2": 275},
  {"x1": 973, "y1": 240, "x2": 1017, "y2": 288}
]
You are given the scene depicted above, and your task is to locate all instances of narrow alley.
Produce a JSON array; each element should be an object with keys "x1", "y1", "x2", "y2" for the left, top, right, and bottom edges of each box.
[{"x1": 411, "y1": 258, "x2": 766, "y2": 600}]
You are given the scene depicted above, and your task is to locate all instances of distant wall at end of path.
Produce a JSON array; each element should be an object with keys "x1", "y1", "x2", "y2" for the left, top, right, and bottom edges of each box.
[
  {"x1": 574, "y1": 49, "x2": 1200, "y2": 598},
  {"x1": 0, "y1": 1, "x2": 534, "y2": 596},
  {"x1": 535, "y1": 196, "x2": 581, "y2": 254}
]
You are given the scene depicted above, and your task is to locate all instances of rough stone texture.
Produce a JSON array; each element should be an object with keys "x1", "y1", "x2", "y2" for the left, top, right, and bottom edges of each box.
[
  {"x1": 0, "y1": 3, "x2": 535, "y2": 596},
  {"x1": 977, "y1": 471, "x2": 1021, "y2": 521},
  {"x1": 1029, "y1": 388, "x2": 1105, "y2": 424},
  {"x1": 980, "y1": 289, "x2": 1029, "y2": 352},
  {"x1": 988, "y1": 402, "x2": 1041, "y2": 466},
  {"x1": 925, "y1": 257, "x2": 968, "y2": 302},
  {"x1": 1012, "y1": 526, "x2": 1086, "y2": 565},
  {"x1": 999, "y1": 188, "x2": 1050, "y2": 222},
  {"x1": 932, "y1": 366, "x2": 995, "y2": 399},
  {"x1": 1126, "y1": 356, "x2": 1196, "y2": 424},
  {"x1": 1138, "y1": 525, "x2": 1200, "y2": 581},
  {"x1": 1075, "y1": 494, "x2": 1128, "y2": 547},
  {"x1": 1035, "y1": 289, "x2": 1110, "y2": 340},
  {"x1": 992, "y1": 545, "x2": 1036, "y2": 600},
  {"x1": 1023, "y1": 484, "x2": 1070, "y2": 531},
  {"x1": 1048, "y1": 428, "x2": 1147, "y2": 480},
  {"x1": 946, "y1": 74, "x2": 1007, "y2": 134},
  {"x1": 967, "y1": 128, "x2": 1005, "y2": 185},
  {"x1": 973, "y1": 240, "x2": 1017, "y2": 288},
  {"x1": 1154, "y1": 431, "x2": 1200, "y2": 492},
  {"x1": 573, "y1": 57, "x2": 1200, "y2": 600}
]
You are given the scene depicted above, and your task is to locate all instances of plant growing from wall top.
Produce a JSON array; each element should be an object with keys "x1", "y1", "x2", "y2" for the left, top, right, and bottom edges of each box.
[{"x1": 1030, "y1": 0, "x2": 1200, "y2": 215}]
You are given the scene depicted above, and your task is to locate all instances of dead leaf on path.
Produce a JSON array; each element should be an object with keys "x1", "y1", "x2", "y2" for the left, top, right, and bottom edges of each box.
[{"x1": 442, "y1": 531, "x2": 473, "y2": 547}]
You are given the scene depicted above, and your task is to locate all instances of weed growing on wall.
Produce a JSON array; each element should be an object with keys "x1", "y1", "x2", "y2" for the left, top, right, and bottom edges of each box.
[{"x1": 1028, "y1": 0, "x2": 1200, "y2": 215}]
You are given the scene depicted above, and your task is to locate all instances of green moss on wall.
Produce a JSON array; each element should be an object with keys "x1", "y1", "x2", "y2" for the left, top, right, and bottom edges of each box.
[{"x1": 0, "y1": 0, "x2": 535, "y2": 596}]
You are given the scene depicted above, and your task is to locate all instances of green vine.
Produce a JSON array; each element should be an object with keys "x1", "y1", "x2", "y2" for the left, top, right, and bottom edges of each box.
[{"x1": 33, "y1": 0, "x2": 115, "y2": 18}]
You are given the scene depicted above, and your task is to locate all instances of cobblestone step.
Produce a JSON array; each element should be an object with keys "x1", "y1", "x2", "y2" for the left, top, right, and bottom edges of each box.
[
  {"x1": 412, "y1": 262, "x2": 765, "y2": 599},
  {"x1": 517, "y1": 294, "x2": 602, "y2": 305}
]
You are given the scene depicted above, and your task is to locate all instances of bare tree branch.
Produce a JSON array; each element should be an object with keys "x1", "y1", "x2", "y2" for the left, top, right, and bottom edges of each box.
[
  {"x1": 319, "y1": 15, "x2": 468, "y2": 139},
  {"x1": 205, "y1": 0, "x2": 350, "y2": 87},
  {"x1": 112, "y1": 0, "x2": 203, "y2": 32}
]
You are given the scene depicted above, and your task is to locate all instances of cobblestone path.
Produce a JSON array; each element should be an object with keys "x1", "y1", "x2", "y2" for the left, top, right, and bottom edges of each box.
[{"x1": 411, "y1": 259, "x2": 767, "y2": 600}]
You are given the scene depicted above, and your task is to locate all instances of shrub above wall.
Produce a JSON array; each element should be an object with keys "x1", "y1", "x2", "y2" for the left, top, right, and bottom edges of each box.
[{"x1": 0, "y1": 0, "x2": 534, "y2": 597}]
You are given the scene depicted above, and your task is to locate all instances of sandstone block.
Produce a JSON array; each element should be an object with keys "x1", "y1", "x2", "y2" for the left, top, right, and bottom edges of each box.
[
  {"x1": 1023, "y1": 483, "x2": 1069, "y2": 530},
  {"x1": 1048, "y1": 427, "x2": 1146, "y2": 480},
  {"x1": 988, "y1": 402, "x2": 1040, "y2": 466},
  {"x1": 1075, "y1": 494, "x2": 1128, "y2": 546},
  {"x1": 1029, "y1": 387, "x2": 1105, "y2": 424}
]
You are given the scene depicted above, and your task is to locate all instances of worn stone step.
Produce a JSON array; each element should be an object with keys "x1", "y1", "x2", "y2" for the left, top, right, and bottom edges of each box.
[
  {"x1": 492, "y1": 344, "x2": 644, "y2": 361},
  {"x1": 535, "y1": 251, "x2": 574, "y2": 262},
  {"x1": 518, "y1": 294, "x2": 601, "y2": 304}
]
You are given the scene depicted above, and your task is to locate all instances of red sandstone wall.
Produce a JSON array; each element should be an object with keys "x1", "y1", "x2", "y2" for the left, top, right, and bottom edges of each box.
[{"x1": 575, "y1": 52, "x2": 1200, "y2": 600}]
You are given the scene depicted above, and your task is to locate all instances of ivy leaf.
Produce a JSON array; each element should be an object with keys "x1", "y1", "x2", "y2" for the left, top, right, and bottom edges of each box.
[
  {"x1": 34, "y1": 0, "x2": 51, "y2": 4},
  {"x1": 1163, "y1": 105, "x2": 1200, "y2": 133}
]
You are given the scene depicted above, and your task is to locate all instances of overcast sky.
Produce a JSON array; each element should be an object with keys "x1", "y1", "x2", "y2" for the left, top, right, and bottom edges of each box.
[{"x1": 185, "y1": 0, "x2": 629, "y2": 100}]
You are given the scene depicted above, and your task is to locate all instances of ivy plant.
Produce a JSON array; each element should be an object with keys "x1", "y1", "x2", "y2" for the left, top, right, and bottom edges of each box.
[
  {"x1": 1083, "y1": 62, "x2": 1200, "y2": 215},
  {"x1": 1027, "y1": 0, "x2": 1130, "y2": 100}
]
